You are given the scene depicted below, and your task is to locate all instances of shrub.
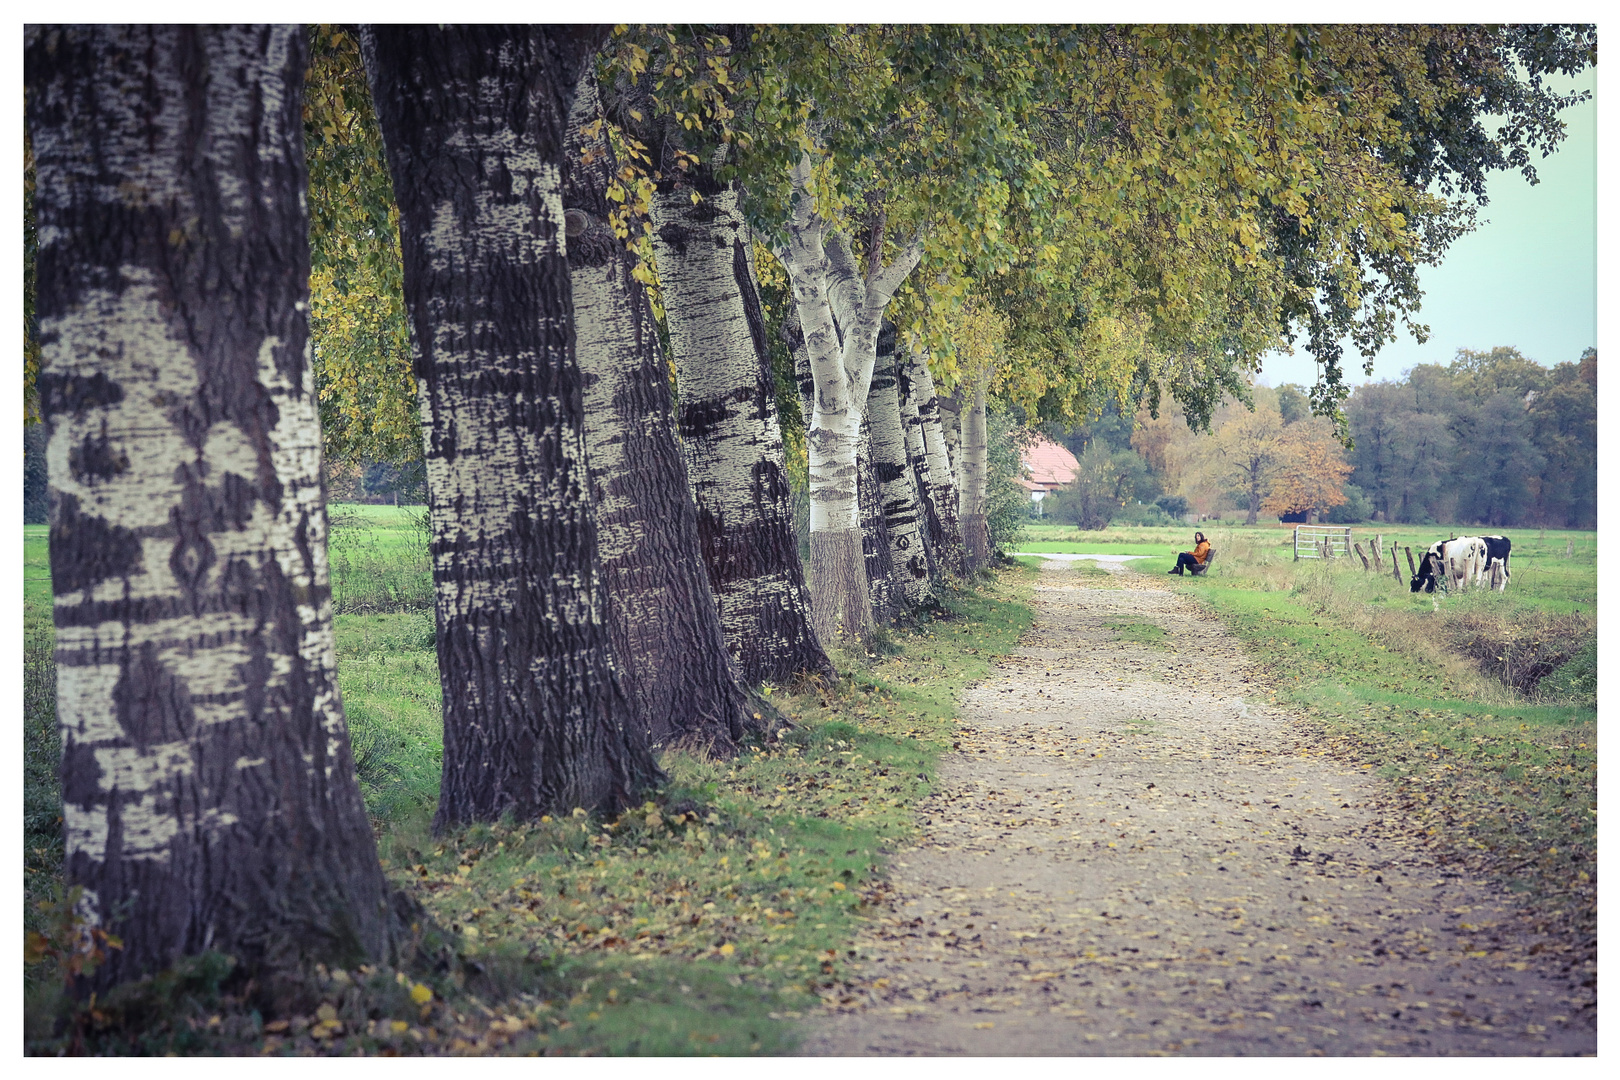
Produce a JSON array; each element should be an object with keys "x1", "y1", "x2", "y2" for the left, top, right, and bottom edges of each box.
[
  {"x1": 1109, "y1": 502, "x2": 1179, "y2": 527},
  {"x1": 1536, "y1": 636, "x2": 1597, "y2": 704},
  {"x1": 1323, "y1": 483, "x2": 1373, "y2": 524},
  {"x1": 1441, "y1": 608, "x2": 1593, "y2": 695},
  {"x1": 1155, "y1": 494, "x2": 1189, "y2": 519}
]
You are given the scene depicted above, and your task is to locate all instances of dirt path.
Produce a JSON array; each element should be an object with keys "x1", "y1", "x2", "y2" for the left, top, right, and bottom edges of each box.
[{"x1": 804, "y1": 562, "x2": 1594, "y2": 1056}]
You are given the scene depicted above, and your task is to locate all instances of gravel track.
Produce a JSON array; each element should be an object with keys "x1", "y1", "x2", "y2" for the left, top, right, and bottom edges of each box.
[{"x1": 803, "y1": 561, "x2": 1595, "y2": 1056}]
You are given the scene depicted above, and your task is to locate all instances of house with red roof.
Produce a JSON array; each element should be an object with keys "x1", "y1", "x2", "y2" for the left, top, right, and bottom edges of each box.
[{"x1": 1017, "y1": 436, "x2": 1079, "y2": 515}]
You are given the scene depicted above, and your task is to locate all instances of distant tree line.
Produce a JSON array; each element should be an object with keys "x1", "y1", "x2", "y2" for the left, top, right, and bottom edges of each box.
[
  {"x1": 1036, "y1": 346, "x2": 1595, "y2": 531},
  {"x1": 1345, "y1": 347, "x2": 1596, "y2": 529}
]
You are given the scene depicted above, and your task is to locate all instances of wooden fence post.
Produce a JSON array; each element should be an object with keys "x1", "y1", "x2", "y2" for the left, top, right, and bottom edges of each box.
[
  {"x1": 1353, "y1": 542, "x2": 1370, "y2": 571},
  {"x1": 1567, "y1": 538, "x2": 1574, "y2": 557},
  {"x1": 1293, "y1": 527, "x2": 1300, "y2": 561},
  {"x1": 1392, "y1": 544, "x2": 1404, "y2": 585},
  {"x1": 1370, "y1": 535, "x2": 1383, "y2": 573},
  {"x1": 1404, "y1": 546, "x2": 1417, "y2": 579}
]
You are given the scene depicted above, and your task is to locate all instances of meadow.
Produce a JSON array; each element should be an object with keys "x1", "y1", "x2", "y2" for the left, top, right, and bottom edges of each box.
[{"x1": 21, "y1": 510, "x2": 1595, "y2": 1050}]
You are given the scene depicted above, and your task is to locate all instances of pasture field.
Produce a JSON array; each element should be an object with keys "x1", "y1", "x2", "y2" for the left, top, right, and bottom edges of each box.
[
  {"x1": 22, "y1": 509, "x2": 1040, "y2": 1054},
  {"x1": 1028, "y1": 519, "x2": 1597, "y2": 968}
]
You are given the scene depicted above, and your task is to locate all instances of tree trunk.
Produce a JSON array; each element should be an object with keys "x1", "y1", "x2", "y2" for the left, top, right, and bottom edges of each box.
[
  {"x1": 961, "y1": 371, "x2": 992, "y2": 571},
  {"x1": 1246, "y1": 474, "x2": 1261, "y2": 526},
  {"x1": 902, "y1": 344, "x2": 965, "y2": 579},
  {"x1": 362, "y1": 25, "x2": 659, "y2": 827},
  {"x1": 939, "y1": 393, "x2": 964, "y2": 493},
  {"x1": 858, "y1": 419, "x2": 898, "y2": 624},
  {"x1": 895, "y1": 345, "x2": 940, "y2": 584},
  {"x1": 648, "y1": 183, "x2": 834, "y2": 685},
  {"x1": 26, "y1": 24, "x2": 402, "y2": 992},
  {"x1": 778, "y1": 157, "x2": 921, "y2": 646},
  {"x1": 563, "y1": 72, "x2": 754, "y2": 753},
  {"x1": 866, "y1": 322, "x2": 932, "y2": 607},
  {"x1": 786, "y1": 307, "x2": 816, "y2": 434}
]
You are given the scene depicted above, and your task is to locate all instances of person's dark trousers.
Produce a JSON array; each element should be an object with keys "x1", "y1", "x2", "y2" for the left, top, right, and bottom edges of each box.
[{"x1": 1169, "y1": 552, "x2": 1199, "y2": 574}]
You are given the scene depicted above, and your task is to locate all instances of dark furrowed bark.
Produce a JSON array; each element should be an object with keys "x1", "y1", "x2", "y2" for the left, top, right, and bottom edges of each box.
[
  {"x1": 564, "y1": 72, "x2": 754, "y2": 753},
  {"x1": 808, "y1": 528, "x2": 874, "y2": 647},
  {"x1": 650, "y1": 182, "x2": 834, "y2": 686},
  {"x1": 25, "y1": 24, "x2": 403, "y2": 993},
  {"x1": 362, "y1": 25, "x2": 660, "y2": 827}
]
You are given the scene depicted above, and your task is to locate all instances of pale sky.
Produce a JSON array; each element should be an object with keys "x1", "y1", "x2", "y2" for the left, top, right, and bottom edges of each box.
[{"x1": 1257, "y1": 68, "x2": 1598, "y2": 387}]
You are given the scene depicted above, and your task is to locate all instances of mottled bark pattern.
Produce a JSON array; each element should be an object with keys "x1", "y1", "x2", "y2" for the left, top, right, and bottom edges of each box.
[
  {"x1": 649, "y1": 183, "x2": 833, "y2": 685},
  {"x1": 895, "y1": 346, "x2": 941, "y2": 584},
  {"x1": 858, "y1": 421, "x2": 898, "y2": 625},
  {"x1": 564, "y1": 73, "x2": 753, "y2": 751},
  {"x1": 867, "y1": 323, "x2": 932, "y2": 606},
  {"x1": 905, "y1": 347, "x2": 966, "y2": 578},
  {"x1": 961, "y1": 373, "x2": 992, "y2": 570},
  {"x1": 362, "y1": 25, "x2": 658, "y2": 826},
  {"x1": 25, "y1": 24, "x2": 400, "y2": 989}
]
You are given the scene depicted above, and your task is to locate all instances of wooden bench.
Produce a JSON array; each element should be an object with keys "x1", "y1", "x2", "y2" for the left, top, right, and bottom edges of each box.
[{"x1": 1188, "y1": 548, "x2": 1216, "y2": 576}]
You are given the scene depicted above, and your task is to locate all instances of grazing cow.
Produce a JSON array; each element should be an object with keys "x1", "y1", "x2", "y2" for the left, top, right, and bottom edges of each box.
[
  {"x1": 1410, "y1": 537, "x2": 1490, "y2": 593},
  {"x1": 1473, "y1": 535, "x2": 1512, "y2": 591},
  {"x1": 1411, "y1": 550, "x2": 1438, "y2": 593},
  {"x1": 1410, "y1": 540, "x2": 1448, "y2": 593},
  {"x1": 1442, "y1": 536, "x2": 1489, "y2": 592}
]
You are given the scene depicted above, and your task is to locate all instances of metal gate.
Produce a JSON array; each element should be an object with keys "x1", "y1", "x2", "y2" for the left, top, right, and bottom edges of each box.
[{"x1": 1293, "y1": 525, "x2": 1352, "y2": 560}]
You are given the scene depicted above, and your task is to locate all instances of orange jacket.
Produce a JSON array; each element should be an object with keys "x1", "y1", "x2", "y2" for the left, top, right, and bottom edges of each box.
[{"x1": 1192, "y1": 540, "x2": 1211, "y2": 564}]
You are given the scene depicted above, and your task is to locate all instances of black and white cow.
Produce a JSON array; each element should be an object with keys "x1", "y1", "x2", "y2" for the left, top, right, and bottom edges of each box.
[
  {"x1": 1411, "y1": 537, "x2": 1493, "y2": 593},
  {"x1": 1410, "y1": 540, "x2": 1447, "y2": 593},
  {"x1": 1473, "y1": 535, "x2": 1512, "y2": 591}
]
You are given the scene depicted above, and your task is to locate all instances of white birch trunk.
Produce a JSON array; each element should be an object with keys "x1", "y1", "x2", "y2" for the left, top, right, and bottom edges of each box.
[
  {"x1": 897, "y1": 343, "x2": 941, "y2": 583},
  {"x1": 857, "y1": 419, "x2": 899, "y2": 624},
  {"x1": 364, "y1": 26, "x2": 659, "y2": 826},
  {"x1": 961, "y1": 370, "x2": 992, "y2": 571},
  {"x1": 565, "y1": 72, "x2": 755, "y2": 751}
]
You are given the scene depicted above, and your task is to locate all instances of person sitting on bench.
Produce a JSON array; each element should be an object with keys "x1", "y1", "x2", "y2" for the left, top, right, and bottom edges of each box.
[{"x1": 1169, "y1": 532, "x2": 1210, "y2": 576}]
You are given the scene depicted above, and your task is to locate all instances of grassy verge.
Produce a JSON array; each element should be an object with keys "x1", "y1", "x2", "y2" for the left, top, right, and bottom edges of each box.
[
  {"x1": 23, "y1": 538, "x2": 1036, "y2": 1055},
  {"x1": 1162, "y1": 540, "x2": 1595, "y2": 989}
]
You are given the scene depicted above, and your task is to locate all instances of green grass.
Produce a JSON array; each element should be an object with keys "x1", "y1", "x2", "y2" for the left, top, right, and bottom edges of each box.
[
  {"x1": 354, "y1": 567, "x2": 1037, "y2": 1056},
  {"x1": 22, "y1": 511, "x2": 1037, "y2": 1055}
]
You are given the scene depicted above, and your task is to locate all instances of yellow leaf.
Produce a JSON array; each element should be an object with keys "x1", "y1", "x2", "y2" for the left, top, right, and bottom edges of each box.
[
  {"x1": 410, "y1": 982, "x2": 433, "y2": 1005},
  {"x1": 719, "y1": 943, "x2": 735, "y2": 956}
]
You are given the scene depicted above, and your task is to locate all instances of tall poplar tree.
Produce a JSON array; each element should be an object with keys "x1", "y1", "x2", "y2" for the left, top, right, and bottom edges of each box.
[
  {"x1": 564, "y1": 70, "x2": 757, "y2": 751},
  {"x1": 361, "y1": 25, "x2": 659, "y2": 825},
  {"x1": 25, "y1": 23, "x2": 403, "y2": 992}
]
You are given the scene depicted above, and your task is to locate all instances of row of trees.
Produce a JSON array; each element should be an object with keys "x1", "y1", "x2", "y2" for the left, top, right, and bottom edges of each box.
[
  {"x1": 1044, "y1": 345, "x2": 1596, "y2": 531},
  {"x1": 23, "y1": 23, "x2": 1593, "y2": 995}
]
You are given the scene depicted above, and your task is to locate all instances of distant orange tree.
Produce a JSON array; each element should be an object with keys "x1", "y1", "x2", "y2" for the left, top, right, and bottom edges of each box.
[{"x1": 1263, "y1": 419, "x2": 1352, "y2": 523}]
